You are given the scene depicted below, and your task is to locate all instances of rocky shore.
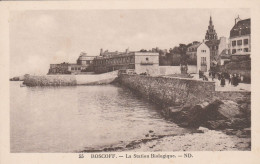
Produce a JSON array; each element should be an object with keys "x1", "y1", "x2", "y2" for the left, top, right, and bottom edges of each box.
[
  {"x1": 132, "y1": 127, "x2": 250, "y2": 151},
  {"x1": 119, "y1": 75, "x2": 251, "y2": 151},
  {"x1": 80, "y1": 127, "x2": 250, "y2": 152},
  {"x1": 162, "y1": 92, "x2": 250, "y2": 132},
  {"x1": 79, "y1": 93, "x2": 251, "y2": 152}
]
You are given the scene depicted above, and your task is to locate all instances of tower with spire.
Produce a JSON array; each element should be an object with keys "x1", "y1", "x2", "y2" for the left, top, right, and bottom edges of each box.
[{"x1": 205, "y1": 16, "x2": 218, "y2": 41}]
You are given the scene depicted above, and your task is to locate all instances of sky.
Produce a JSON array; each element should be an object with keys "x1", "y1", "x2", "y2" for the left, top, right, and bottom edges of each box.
[{"x1": 10, "y1": 9, "x2": 250, "y2": 77}]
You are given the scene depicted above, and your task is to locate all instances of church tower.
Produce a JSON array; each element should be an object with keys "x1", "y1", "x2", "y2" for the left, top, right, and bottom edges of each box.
[{"x1": 205, "y1": 16, "x2": 218, "y2": 41}]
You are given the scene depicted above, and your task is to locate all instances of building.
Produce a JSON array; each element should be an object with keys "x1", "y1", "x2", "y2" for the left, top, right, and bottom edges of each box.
[
  {"x1": 93, "y1": 49, "x2": 159, "y2": 75},
  {"x1": 186, "y1": 41, "x2": 201, "y2": 65},
  {"x1": 218, "y1": 49, "x2": 231, "y2": 65},
  {"x1": 77, "y1": 52, "x2": 95, "y2": 65},
  {"x1": 229, "y1": 16, "x2": 251, "y2": 61},
  {"x1": 204, "y1": 16, "x2": 227, "y2": 66},
  {"x1": 48, "y1": 52, "x2": 96, "y2": 74},
  {"x1": 197, "y1": 41, "x2": 210, "y2": 73}
]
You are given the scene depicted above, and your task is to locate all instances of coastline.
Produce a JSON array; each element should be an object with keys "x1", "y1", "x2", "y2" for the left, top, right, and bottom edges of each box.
[{"x1": 131, "y1": 127, "x2": 250, "y2": 151}]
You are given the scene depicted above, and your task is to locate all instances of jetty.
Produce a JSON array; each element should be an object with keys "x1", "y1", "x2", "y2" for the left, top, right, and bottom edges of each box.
[{"x1": 23, "y1": 71, "x2": 118, "y2": 87}]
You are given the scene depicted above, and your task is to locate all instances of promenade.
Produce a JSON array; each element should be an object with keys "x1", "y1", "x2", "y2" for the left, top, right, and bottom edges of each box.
[{"x1": 191, "y1": 74, "x2": 251, "y2": 92}]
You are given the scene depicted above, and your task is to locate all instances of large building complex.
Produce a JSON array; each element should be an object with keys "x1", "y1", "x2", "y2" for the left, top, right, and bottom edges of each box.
[
  {"x1": 93, "y1": 49, "x2": 159, "y2": 75},
  {"x1": 48, "y1": 52, "x2": 96, "y2": 74},
  {"x1": 229, "y1": 16, "x2": 251, "y2": 61}
]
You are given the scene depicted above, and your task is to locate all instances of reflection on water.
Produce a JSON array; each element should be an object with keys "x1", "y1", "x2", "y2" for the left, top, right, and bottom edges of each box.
[{"x1": 10, "y1": 82, "x2": 189, "y2": 152}]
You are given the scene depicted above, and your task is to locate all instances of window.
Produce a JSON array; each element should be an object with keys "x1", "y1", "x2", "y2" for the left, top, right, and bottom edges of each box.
[
  {"x1": 237, "y1": 40, "x2": 242, "y2": 46},
  {"x1": 201, "y1": 57, "x2": 206, "y2": 65},
  {"x1": 72, "y1": 67, "x2": 74, "y2": 70},
  {"x1": 146, "y1": 57, "x2": 149, "y2": 61},
  {"x1": 232, "y1": 49, "x2": 236, "y2": 54},
  {"x1": 232, "y1": 40, "x2": 236, "y2": 46},
  {"x1": 244, "y1": 39, "x2": 249, "y2": 45},
  {"x1": 244, "y1": 48, "x2": 249, "y2": 52}
]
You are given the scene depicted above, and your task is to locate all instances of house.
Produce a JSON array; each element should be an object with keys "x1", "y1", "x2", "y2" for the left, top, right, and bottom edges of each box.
[
  {"x1": 229, "y1": 16, "x2": 251, "y2": 61},
  {"x1": 197, "y1": 41, "x2": 210, "y2": 73}
]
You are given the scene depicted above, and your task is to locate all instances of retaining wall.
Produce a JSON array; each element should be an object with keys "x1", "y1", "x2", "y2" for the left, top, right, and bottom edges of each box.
[{"x1": 118, "y1": 74, "x2": 215, "y2": 107}]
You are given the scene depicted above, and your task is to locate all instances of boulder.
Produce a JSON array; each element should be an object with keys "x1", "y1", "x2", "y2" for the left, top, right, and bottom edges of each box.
[
  {"x1": 205, "y1": 120, "x2": 228, "y2": 130},
  {"x1": 218, "y1": 100, "x2": 241, "y2": 119}
]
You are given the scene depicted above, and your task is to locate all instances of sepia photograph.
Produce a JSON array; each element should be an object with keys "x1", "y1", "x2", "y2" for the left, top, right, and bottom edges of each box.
[{"x1": 8, "y1": 8, "x2": 252, "y2": 153}]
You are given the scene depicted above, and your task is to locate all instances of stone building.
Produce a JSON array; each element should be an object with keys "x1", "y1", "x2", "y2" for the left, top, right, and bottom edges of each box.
[
  {"x1": 93, "y1": 49, "x2": 159, "y2": 75},
  {"x1": 197, "y1": 41, "x2": 210, "y2": 73},
  {"x1": 48, "y1": 52, "x2": 95, "y2": 74},
  {"x1": 77, "y1": 52, "x2": 95, "y2": 65},
  {"x1": 229, "y1": 16, "x2": 251, "y2": 61},
  {"x1": 204, "y1": 16, "x2": 227, "y2": 66}
]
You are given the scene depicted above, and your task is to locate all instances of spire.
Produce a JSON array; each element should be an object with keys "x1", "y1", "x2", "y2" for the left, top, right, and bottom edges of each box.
[{"x1": 205, "y1": 15, "x2": 218, "y2": 41}]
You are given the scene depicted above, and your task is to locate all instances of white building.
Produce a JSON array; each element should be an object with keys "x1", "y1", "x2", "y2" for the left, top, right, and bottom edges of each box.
[
  {"x1": 229, "y1": 17, "x2": 251, "y2": 59},
  {"x1": 134, "y1": 52, "x2": 159, "y2": 75},
  {"x1": 197, "y1": 42, "x2": 210, "y2": 73}
]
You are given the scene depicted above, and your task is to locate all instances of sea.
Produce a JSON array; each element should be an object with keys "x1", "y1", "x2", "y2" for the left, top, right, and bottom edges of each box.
[{"x1": 10, "y1": 81, "x2": 190, "y2": 153}]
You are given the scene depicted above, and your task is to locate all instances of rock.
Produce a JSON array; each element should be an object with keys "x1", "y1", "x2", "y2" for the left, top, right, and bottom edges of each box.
[
  {"x1": 185, "y1": 102, "x2": 210, "y2": 128},
  {"x1": 229, "y1": 118, "x2": 249, "y2": 129},
  {"x1": 224, "y1": 129, "x2": 237, "y2": 135},
  {"x1": 198, "y1": 127, "x2": 209, "y2": 132},
  {"x1": 164, "y1": 98, "x2": 250, "y2": 130},
  {"x1": 243, "y1": 128, "x2": 251, "y2": 136},
  {"x1": 205, "y1": 120, "x2": 228, "y2": 130},
  {"x1": 218, "y1": 100, "x2": 241, "y2": 119}
]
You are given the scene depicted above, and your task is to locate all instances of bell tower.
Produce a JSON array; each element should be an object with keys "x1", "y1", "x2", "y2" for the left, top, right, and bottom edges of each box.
[{"x1": 205, "y1": 16, "x2": 218, "y2": 41}]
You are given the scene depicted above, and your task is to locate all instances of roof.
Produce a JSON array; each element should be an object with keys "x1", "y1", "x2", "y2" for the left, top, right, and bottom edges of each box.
[
  {"x1": 205, "y1": 39, "x2": 220, "y2": 46},
  {"x1": 78, "y1": 52, "x2": 96, "y2": 60},
  {"x1": 187, "y1": 42, "x2": 201, "y2": 49},
  {"x1": 230, "y1": 18, "x2": 250, "y2": 38},
  {"x1": 219, "y1": 49, "x2": 231, "y2": 59}
]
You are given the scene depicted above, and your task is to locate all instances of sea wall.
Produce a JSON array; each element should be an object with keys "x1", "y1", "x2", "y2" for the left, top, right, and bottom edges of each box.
[
  {"x1": 23, "y1": 75, "x2": 77, "y2": 86},
  {"x1": 158, "y1": 65, "x2": 197, "y2": 75},
  {"x1": 23, "y1": 71, "x2": 118, "y2": 86},
  {"x1": 118, "y1": 74, "x2": 215, "y2": 107},
  {"x1": 118, "y1": 74, "x2": 251, "y2": 131}
]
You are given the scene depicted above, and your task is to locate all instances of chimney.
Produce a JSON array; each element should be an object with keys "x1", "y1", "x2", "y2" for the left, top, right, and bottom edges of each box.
[
  {"x1": 100, "y1": 48, "x2": 103, "y2": 56},
  {"x1": 235, "y1": 15, "x2": 241, "y2": 25},
  {"x1": 126, "y1": 48, "x2": 129, "y2": 54}
]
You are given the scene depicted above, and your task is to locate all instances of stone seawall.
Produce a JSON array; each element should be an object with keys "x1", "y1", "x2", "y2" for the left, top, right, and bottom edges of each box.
[
  {"x1": 23, "y1": 71, "x2": 118, "y2": 86},
  {"x1": 118, "y1": 74, "x2": 251, "y2": 132},
  {"x1": 118, "y1": 74, "x2": 215, "y2": 107},
  {"x1": 23, "y1": 75, "x2": 77, "y2": 86}
]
